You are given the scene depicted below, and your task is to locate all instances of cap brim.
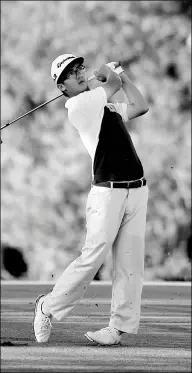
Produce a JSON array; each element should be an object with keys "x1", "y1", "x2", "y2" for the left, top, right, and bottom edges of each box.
[{"x1": 57, "y1": 57, "x2": 84, "y2": 82}]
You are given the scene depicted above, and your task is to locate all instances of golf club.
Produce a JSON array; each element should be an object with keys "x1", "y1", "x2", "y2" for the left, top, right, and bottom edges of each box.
[{"x1": 0, "y1": 75, "x2": 96, "y2": 132}]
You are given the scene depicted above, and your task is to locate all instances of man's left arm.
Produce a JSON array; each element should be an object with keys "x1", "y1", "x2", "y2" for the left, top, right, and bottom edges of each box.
[{"x1": 119, "y1": 71, "x2": 149, "y2": 120}]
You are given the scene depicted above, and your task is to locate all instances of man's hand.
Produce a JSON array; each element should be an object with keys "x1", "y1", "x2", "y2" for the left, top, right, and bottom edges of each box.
[
  {"x1": 93, "y1": 64, "x2": 122, "y2": 101},
  {"x1": 93, "y1": 64, "x2": 122, "y2": 85},
  {"x1": 93, "y1": 62, "x2": 124, "y2": 82},
  {"x1": 107, "y1": 62, "x2": 124, "y2": 76},
  {"x1": 93, "y1": 70, "x2": 106, "y2": 82},
  {"x1": 93, "y1": 64, "x2": 110, "y2": 82}
]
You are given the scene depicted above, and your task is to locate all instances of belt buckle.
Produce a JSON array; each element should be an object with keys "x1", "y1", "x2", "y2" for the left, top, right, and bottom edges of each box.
[
  {"x1": 126, "y1": 181, "x2": 130, "y2": 188},
  {"x1": 110, "y1": 182, "x2": 113, "y2": 189},
  {"x1": 140, "y1": 178, "x2": 144, "y2": 187}
]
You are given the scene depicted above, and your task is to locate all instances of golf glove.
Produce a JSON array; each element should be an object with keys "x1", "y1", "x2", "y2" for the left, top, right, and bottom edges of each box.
[{"x1": 106, "y1": 62, "x2": 124, "y2": 75}]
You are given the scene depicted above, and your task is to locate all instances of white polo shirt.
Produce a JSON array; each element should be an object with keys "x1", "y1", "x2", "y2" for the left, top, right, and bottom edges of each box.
[{"x1": 65, "y1": 87, "x2": 128, "y2": 162}]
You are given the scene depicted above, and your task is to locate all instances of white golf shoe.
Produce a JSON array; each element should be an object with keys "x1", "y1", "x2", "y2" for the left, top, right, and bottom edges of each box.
[
  {"x1": 84, "y1": 327, "x2": 122, "y2": 346},
  {"x1": 33, "y1": 294, "x2": 52, "y2": 343}
]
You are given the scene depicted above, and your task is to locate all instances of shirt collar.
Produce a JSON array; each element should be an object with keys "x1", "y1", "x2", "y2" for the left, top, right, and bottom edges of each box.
[{"x1": 65, "y1": 96, "x2": 78, "y2": 109}]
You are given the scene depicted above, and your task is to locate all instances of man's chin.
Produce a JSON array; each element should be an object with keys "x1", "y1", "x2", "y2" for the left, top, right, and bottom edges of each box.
[
  {"x1": 71, "y1": 83, "x2": 89, "y2": 96},
  {"x1": 79, "y1": 81, "x2": 88, "y2": 91}
]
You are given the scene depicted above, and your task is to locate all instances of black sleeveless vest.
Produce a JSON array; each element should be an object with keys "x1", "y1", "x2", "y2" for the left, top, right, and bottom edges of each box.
[{"x1": 93, "y1": 106, "x2": 144, "y2": 182}]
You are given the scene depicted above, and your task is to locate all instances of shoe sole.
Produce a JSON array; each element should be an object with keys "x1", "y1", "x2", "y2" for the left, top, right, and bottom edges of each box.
[{"x1": 84, "y1": 333, "x2": 121, "y2": 347}]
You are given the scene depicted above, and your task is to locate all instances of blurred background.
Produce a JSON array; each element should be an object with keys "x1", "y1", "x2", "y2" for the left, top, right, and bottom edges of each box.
[{"x1": 1, "y1": 0, "x2": 191, "y2": 281}]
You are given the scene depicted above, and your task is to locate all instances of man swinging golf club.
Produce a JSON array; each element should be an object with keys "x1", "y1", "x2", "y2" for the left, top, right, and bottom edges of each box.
[{"x1": 33, "y1": 53, "x2": 149, "y2": 346}]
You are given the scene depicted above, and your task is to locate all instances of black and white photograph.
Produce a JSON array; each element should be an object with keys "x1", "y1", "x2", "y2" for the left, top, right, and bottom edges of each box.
[{"x1": 1, "y1": 1, "x2": 191, "y2": 372}]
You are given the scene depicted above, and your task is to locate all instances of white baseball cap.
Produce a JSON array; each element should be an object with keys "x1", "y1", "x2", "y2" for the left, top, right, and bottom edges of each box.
[{"x1": 51, "y1": 54, "x2": 84, "y2": 84}]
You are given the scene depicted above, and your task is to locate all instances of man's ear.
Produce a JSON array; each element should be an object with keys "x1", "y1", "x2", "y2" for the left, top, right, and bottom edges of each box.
[
  {"x1": 57, "y1": 83, "x2": 65, "y2": 91},
  {"x1": 57, "y1": 83, "x2": 68, "y2": 97}
]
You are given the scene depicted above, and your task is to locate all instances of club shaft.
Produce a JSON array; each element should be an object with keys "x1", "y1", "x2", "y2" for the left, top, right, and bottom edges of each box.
[
  {"x1": 0, "y1": 75, "x2": 96, "y2": 131},
  {"x1": 0, "y1": 93, "x2": 65, "y2": 130}
]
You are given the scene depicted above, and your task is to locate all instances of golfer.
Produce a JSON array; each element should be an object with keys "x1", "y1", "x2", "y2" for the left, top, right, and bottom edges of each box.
[{"x1": 34, "y1": 54, "x2": 149, "y2": 346}]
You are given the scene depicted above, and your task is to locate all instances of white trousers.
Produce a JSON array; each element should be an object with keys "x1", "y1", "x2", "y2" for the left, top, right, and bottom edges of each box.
[{"x1": 45, "y1": 184, "x2": 148, "y2": 334}]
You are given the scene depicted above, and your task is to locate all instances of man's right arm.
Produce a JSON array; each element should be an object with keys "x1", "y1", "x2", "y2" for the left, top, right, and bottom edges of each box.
[{"x1": 93, "y1": 64, "x2": 122, "y2": 101}]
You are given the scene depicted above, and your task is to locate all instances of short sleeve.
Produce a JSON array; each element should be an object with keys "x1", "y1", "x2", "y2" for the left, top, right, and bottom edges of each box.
[
  {"x1": 112, "y1": 102, "x2": 129, "y2": 123},
  {"x1": 66, "y1": 86, "x2": 107, "y2": 131},
  {"x1": 68, "y1": 108, "x2": 88, "y2": 132}
]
